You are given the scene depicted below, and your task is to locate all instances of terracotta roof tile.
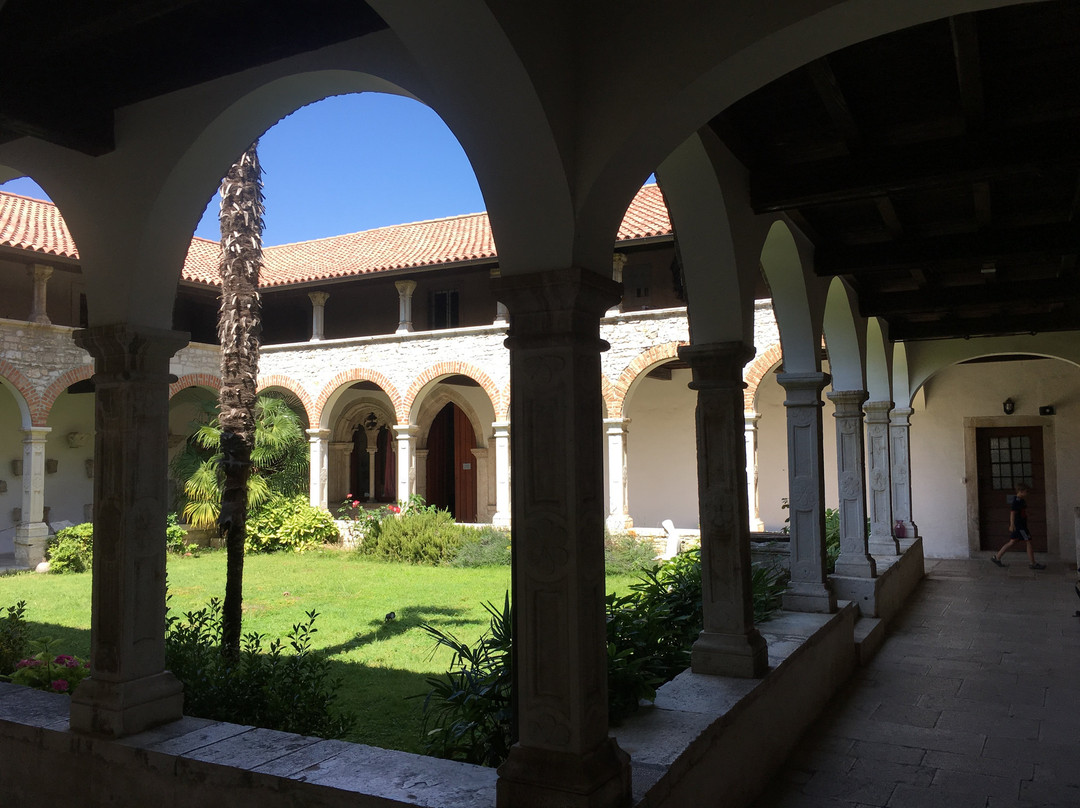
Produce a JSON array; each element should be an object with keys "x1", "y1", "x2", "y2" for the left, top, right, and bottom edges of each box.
[{"x1": 0, "y1": 184, "x2": 671, "y2": 288}]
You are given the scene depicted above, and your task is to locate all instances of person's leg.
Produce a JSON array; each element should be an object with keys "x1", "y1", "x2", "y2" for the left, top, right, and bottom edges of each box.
[
  {"x1": 994, "y1": 539, "x2": 1016, "y2": 560},
  {"x1": 1025, "y1": 541, "x2": 1035, "y2": 564}
]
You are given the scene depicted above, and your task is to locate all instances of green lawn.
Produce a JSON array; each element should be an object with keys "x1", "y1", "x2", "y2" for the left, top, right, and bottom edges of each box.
[{"x1": 0, "y1": 549, "x2": 640, "y2": 753}]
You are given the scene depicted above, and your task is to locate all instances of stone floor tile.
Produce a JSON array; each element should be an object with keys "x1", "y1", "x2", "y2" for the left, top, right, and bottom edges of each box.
[
  {"x1": 930, "y1": 767, "x2": 1021, "y2": 800},
  {"x1": 800, "y1": 771, "x2": 896, "y2": 806},
  {"x1": 934, "y1": 708, "x2": 1039, "y2": 739},
  {"x1": 847, "y1": 740, "x2": 925, "y2": 766},
  {"x1": 847, "y1": 758, "x2": 934, "y2": 788},
  {"x1": 1018, "y1": 778, "x2": 1080, "y2": 807},
  {"x1": 886, "y1": 782, "x2": 987, "y2": 808},
  {"x1": 867, "y1": 703, "x2": 940, "y2": 729}
]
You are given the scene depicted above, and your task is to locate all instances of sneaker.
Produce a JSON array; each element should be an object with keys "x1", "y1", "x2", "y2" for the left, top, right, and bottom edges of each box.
[
  {"x1": 1030, "y1": 562, "x2": 1046, "y2": 570},
  {"x1": 990, "y1": 556, "x2": 1004, "y2": 567}
]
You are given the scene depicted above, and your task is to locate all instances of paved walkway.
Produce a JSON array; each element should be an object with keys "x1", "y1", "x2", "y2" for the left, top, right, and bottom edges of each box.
[{"x1": 753, "y1": 557, "x2": 1080, "y2": 808}]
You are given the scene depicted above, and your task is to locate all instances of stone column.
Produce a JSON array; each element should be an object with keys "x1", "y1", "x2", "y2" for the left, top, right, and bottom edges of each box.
[
  {"x1": 328, "y1": 441, "x2": 352, "y2": 504},
  {"x1": 393, "y1": 424, "x2": 418, "y2": 504},
  {"x1": 395, "y1": 280, "x2": 417, "y2": 334},
  {"x1": 679, "y1": 341, "x2": 769, "y2": 677},
  {"x1": 494, "y1": 300, "x2": 509, "y2": 326},
  {"x1": 69, "y1": 324, "x2": 187, "y2": 737},
  {"x1": 865, "y1": 400, "x2": 900, "y2": 556},
  {"x1": 28, "y1": 263, "x2": 53, "y2": 324},
  {"x1": 367, "y1": 445, "x2": 378, "y2": 501},
  {"x1": 308, "y1": 291, "x2": 329, "y2": 341},
  {"x1": 744, "y1": 412, "x2": 765, "y2": 532},
  {"x1": 777, "y1": 372, "x2": 836, "y2": 613},
  {"x1": 607, "y1": 252, "x2": 627, "y2": 316},
  {"x1": 604, "y1": 418, "x2": 632, "y2": 531},
  {"x1": 827, "y1": 390, "x2": 876, "y2": 578},
  {"x1": 491, "y1": 421, "x2": 511, "y2": 527},
  {"x1": 889, "y1": 407, "x2": 919, "y2": 540},
  {"x1": 307, "y1": 428, "x2": 330, "y2": 508},
  {"x1": 494, "y1": 267, "x2": 630, "y2": 808},
  {"x1": 13, "y1": 426, "x2": 51, "y2": 568}
]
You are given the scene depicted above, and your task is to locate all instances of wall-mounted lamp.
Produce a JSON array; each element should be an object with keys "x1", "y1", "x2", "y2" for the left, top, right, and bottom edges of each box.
[
  {"x1": 1039, "y1": 405, "x2": 1055, "y2": 416},
  {"x1": 1003, "y1": 398, "x2": 1015, "y2": 415}
]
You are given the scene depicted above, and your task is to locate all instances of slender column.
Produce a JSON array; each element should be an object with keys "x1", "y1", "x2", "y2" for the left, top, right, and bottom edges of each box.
[
  {"x1": 307, "y1": 428, "x2": 330, "y2": 508},
  {"x1": 28, "y1": 263, "x2": 53, "y2": 324},
  {"x1": 607, "y1": 253, "x2": 627, "y2": 316},
  {"x1": 679, "y1": 341, "x2": 769, "y2": 677},
  {"x1": 889, "y1": 407, "x2": 919, "y2": 540},
  {"x1": 69, "y1": 325, "x2": 187, "y2": 737},
  {"x1": 494, "y1": 267, "x2": 630, "y2": 808},
  {"x1": 13, "y1": 426, "x2": 51, "y2": 568},
  {"x1": 604, "y1": 418, "x2": 632, "y2": 531},
  {"x1": 744, "y1": 412, "x2": 765, "y2": 532},
  {"x1": 395, "y1": 280, "x2": 417, "y2": 333},
  {"x1": 393, "y1": 424, "x2": 418, "y2": 504},
  {"x1": 865, "y1": 400, "x2": 900, "y2": 556},
  {"x1": 308, "y1": 291, "x2": 329, "y2": 341},
  {"x1": 328, "y1": 441, "x2": 352, "y2": 504},
  {"x1": 827, "y1": 390, "x2": 876, "y2": 578},
  {"x1": 367, "y1": 446, "x2": 378, "y2": 501},
  {"x1": 491, "y1": 421, "x2": 511, "y2": 527},
  {"x1": 777, "y1": 372, "x2": 836, "y2": 613}
]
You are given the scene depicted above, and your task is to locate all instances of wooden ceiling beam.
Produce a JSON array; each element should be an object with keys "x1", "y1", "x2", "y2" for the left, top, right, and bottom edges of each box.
[
  {"x1": 815, "y1": 221, "x2": 1080, "y2": 274},
  {"x1": 806, "y1": 57, "x2": 862, "y2": 152},
  {"x1": 859, "y1": 277, "x2": 1080, "y2": 316},
  {"x1": 890, "y1": 308, "x2": 1080, "y2": 341},
  {"x1": 874, "y1": 195, "x2": 904, "y2": 238},
  {"x1": 950, "y1": 14, "x2": 985, "y2": 129},
  {"x1": 751, "y1": 121, "x2": 1080, "y2": 212}
]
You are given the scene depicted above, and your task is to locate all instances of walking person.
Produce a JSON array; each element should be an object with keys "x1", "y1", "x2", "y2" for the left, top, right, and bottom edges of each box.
[{"x1": 990, "y1": 484, "x2": 1045, "y2": 570}]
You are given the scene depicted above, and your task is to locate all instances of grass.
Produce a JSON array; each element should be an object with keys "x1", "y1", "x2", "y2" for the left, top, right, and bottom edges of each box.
[{"x1": 0, "y1": 548, "x2": 643, "y2": 754}]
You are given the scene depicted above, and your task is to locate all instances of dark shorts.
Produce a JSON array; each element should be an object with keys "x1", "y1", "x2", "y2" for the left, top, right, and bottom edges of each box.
[{"x1": 1010, "y1": 529, "x2": 1032, "y2": 541}]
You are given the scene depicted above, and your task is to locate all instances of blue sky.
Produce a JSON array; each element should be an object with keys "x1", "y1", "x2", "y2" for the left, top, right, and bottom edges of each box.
[{"x1": 0, "y1": 93, "x2": 488, "y2": 247}]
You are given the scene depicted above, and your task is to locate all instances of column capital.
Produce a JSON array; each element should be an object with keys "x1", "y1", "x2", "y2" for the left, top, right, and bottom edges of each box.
[
  {"x1": 305, "y1": 428, "x2": 331, "y2": 440},
  {"x1": 603, "y1": 417, "x2": 630, "y2": 431},
  {"x1": 679, "y1": 341, "x2": 755, "y2": 389},
  {"x1": 22, "y1": 426, "x2": 52, "y2": 440},
  {"x1": 827, "y1": 388, "x2": 869, "y2": 410},
  {"x1": 863, "y1": 399, "x2": 894, "y2": 419},
  {"x1": 890, "y1": 407, "x2": 914, "y2": 422},
  {"x1": 394, "y1": 279, "x2": 417, "y2": 296},
  {"x1": 74, "y1": 325, "x2": 189, "y2": 381},
  {"x1": 494, "y1": 267, "x2": 620, "y2": 343},
  {"x1": 492, "y1": 420, "x2": 511, "y2": 435},
  {"x1": 392, "y1": 423, "x2": 419, "y2": 439},
  {"x1": 776, "y1": 371, "x2": 831, "y2": 393},
  {"x1": 307, "y1": 291, "x2": 330, "y2": 306}
]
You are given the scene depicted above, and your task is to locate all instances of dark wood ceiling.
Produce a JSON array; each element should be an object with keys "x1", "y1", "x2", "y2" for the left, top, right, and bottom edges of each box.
[
  {"x1": 0, "y1": 0, "x2": 387, "y2": 155},
  {"x1": 713, "y1": 1, "x2": 1080, "y2": 341}
]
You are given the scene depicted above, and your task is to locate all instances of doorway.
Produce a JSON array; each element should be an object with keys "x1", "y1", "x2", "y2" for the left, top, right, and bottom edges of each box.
[
  {"x1": 425, "y1": 402, "x2": 477, "y2": 522},
  {"x1": 975, "y1": 426, "x2": 1046, "y2": 552}
]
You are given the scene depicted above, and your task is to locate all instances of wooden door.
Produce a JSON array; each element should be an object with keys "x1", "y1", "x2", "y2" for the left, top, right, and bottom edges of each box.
[
  {"x1": 424, "y1": 403, "x2": 477, "y2": 522},
  {"x1": 976, "y1": 427, "x2": 1046, "y2": 552},
  {"x1": 453, "y1": 405, "x2": 477, "y2": 523}
]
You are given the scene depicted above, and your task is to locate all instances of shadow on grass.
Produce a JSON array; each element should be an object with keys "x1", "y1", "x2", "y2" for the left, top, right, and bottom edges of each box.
[
  {"x1": 18, "y1": 621, "x2": 91, "y2": 659},
  {"x1": 319, "y1": 603, "x2": 485, "y2": 658}
]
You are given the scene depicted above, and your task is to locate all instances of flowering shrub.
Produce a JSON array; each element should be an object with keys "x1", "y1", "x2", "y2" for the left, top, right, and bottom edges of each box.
[{"x1": 8, "y1": 637, "x2": 90, "y2": 695}]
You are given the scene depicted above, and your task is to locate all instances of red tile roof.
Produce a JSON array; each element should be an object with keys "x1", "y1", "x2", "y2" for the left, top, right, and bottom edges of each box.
[{"x1": 0, "y1": 184, "x2": 671, "y2": 288}]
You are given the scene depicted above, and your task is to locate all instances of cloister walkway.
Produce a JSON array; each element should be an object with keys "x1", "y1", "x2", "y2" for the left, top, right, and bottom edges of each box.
[{"x1": 753, "y1": 558, "x2": 1080, "y2": 808}]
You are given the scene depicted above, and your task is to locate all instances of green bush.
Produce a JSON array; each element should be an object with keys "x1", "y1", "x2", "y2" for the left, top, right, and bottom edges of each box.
[
  {"x1": 165, "y1": 597, "x2": 353, "y2": 738},
  {"x1": 165, "y1": 512, "x2": 195, "y2": 554},
  {"x1": 604, "y1": 531, "x2": 659, "y2": 575},
  {"x1": 46, "y1": 523, "x2": 94, "y2": 574},
  {"x1": 7, "y1": 637, "x2": 90, "y2": 694},
  {"x1": 824, "y1": 507, "x2": 841, "y2": 574},
  {"x1": 247, "y1": 495, "x2": 339, "y2": 553},
  {"x1": 358, "y1": 503, "x2": 464, "y2": 564},
  {"x1": 0, "y1": 601, "x2": 29, "y2": 676},
  {"x1": 449, "y1": 526, "x2": 511, "y2": 567}
]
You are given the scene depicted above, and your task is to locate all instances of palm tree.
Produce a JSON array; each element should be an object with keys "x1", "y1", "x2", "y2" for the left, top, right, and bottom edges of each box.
[{"x1": 217, "y1": 142, "x2": 264, "y2": 658}]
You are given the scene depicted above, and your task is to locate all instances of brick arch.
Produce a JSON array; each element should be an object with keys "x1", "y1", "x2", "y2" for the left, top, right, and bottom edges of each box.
[
  {"x1": 498, "y1": 381, "x2": 512, "y2": 421},
  {"x1": 611, "y1": 340, "x2": 688, "y2": 418},
  {"x1": 404, "y1": 361, "x2": 501, "y2": 423},
  {"x1": 601, "y1": 375, "x2": 616, "y2": 419},
  {"x1": 257, "y1": 373, "x2": 316, "y2": 426},
  {"x1": 313, "y1": 368, "x2": 402, "y2": 428},
  {"x1": 0, "y1": 359, "x2": 40, "y2": 427},
  {"x1": 40, "y1": 364, "x2": 95, "y2": 427},
  {"x1": 743, "y1": 342, "x2": 783, "y2": 411},
  {"x1": 169, "y1": 373, "x2": 221, "y2": 399}
]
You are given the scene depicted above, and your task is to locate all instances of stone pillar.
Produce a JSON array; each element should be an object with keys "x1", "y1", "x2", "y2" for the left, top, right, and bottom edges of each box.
[
  {"x1": 777, "y1": 372, "x2": 836, "y2": 613},
  {"x1": 471, "y1": 446, "x2": 491, "y2": 522},
  {"x1": 865, "y1": 400, "x2": 900, "y2": 556},
  {"x1": 395, "y1": 280, "x2": 417, "y2": 334},
  {"x1": 328, "y1": 441, "x2": 352, "y2": 505},
  {"x1": 367, "y1": 446, "x2": 378, "y2": 501},
  {"x1": 308, "y1": 291, "x2": 329, "y2": 341},
  {"x1": 307, "y1": 428, "x2": 330, "y2": 508},
  {"x1": 69, "y1": 325, "x2": 187, "y2": 737},
  {"x1": 494, "y1": 300, "x2": 509, "y2": 326},
  {"x1": 28, "y1": 263, "x2": 53, "y2": 324},
  {"x1": 604, "y1": 418, "x2": 632, "y2": 531},
  {"x1": 827, "y1": 390, "x2": 876, "y2": 578},
  {"x1": 679, "y1": 341, "x2": 769, "y2": 677},
  {"x1": 889, "y1": 407, "x2": 919, "y2": 540},
  {"x1": 744, "y1": 412, "x2": 765, "y2": 532},
  {"x1": 607, "y1": 253, "x2": 627, "y2": 316},
  {"x1": 393, "y1": 424, "x2": 417, "y2": 504},
  {"x1": 494, "y1": 267, "x2": 630, "y2": 808},
  {"x1": 491, "y1": 421, "x2": 511, "y2": 527},
  {"x1": 13, "y1": 426, "x2": 51, "y2": 568}
]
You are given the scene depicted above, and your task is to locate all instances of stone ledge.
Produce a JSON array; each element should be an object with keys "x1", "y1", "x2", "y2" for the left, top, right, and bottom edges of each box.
[{"x1": 830, "y1": 538, "x2": 925, "y2": 621}]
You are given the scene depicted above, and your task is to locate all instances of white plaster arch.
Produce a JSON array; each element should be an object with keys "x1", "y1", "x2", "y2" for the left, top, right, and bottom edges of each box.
[
  {"x1": 759, "y1": 219, "x2": 824, "y2": 374},
  {"x1": 823, "y1": 277, "x2": 867, "y2": 391},
  {"x1": 892, "y1": 342, "x2": 913, "y2": 408},
  {"x1": 865, "y1": 318, "x2": 894, "y2": 403},
  {"x1": 331, "y1": 399, "x2": 397, "y2": 446},
  {"x1": 0, "y1": 376, "x2": 33, "y2": 431}
]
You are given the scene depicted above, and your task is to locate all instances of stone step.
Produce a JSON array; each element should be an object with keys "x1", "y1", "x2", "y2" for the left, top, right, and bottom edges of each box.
[{"x1": 852, "y1": 615, "x2": 885, "y2": 665}]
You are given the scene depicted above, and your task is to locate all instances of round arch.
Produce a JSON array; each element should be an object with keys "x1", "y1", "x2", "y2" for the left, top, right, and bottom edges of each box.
[
  {"x1": 865, "y1": 318, "x2": 893, "y2": 403},
  {"x1": 315, "y1": 368, "x2": 402, "y2": 429},
  {"x1": 823, "y1": 277, "x2": 867, "y2": 391},
  {"x1": 404, "y1": 361, "x2": 501, "y2": 426},
  {"x1": 759, "y1": 220, "x2": 824, "y2": 375}
]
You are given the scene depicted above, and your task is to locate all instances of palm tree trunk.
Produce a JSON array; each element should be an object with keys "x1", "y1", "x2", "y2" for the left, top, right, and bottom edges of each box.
[{"x1": 217, "y1": 142, "x2": 264, "y2": 659}]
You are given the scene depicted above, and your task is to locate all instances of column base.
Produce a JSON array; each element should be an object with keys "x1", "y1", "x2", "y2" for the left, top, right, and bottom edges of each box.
[
  {"x1": 497, "y1": 738, "x2": 631, "y2": 808},
  {"x1": 14, "y1": 521, "x2": 49, "y2": 568},
  {"x1": 70, "y1": 670, "x2": 184, "y2": 738},
  {"x1": 691, "y1": 628, "x2": 769, "y2": 677},
  {"x1": 782, "y1": 581, "x2": 837, "y2": 614},
  {"x1": 605, "y1": 514, "x2": 633, "y2": 532},
  {"x1": 834, "y1": 554, "x2": 877, "y2": 579},
  {"x1": 492, "y1": 511, "x2": 512, "y2": 528}
]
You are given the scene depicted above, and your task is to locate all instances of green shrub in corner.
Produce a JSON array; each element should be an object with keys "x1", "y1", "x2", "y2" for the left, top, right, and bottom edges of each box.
[
  {"x1": 358, "y1": 502, "x2": 464, "y2": 564},
  {"x1": 0, "y1": 601, "x2": 29, "y2": 676},
  {"x1": 46, "y1": 523, "x2": 94, "y2": 574},
  {"x1": 246, "y1": 494, "x2": 339, "y2": 553}
]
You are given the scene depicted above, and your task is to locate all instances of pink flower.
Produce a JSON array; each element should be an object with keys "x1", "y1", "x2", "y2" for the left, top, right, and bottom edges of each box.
[
  {"x1": 15, "y1": 658, "x2": 41, "y2": 669},
  {"x1": 388, "y1": 505, "x2": 401, "y2": 514},
  {"x1": 351, "y1": 501, "x2": 359, "y2": 509},
  {"x1": 50, "y1": 679, "x2": 69, "y2": 692}
]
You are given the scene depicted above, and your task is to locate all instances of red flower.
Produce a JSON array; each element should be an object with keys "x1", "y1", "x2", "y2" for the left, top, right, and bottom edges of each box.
[
  {"x1": 388, "y1": 505, "x2": 401, "y2": 514},
  {"x1": 50, "y1": 679, "x2": 69, "y2": 692}
]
